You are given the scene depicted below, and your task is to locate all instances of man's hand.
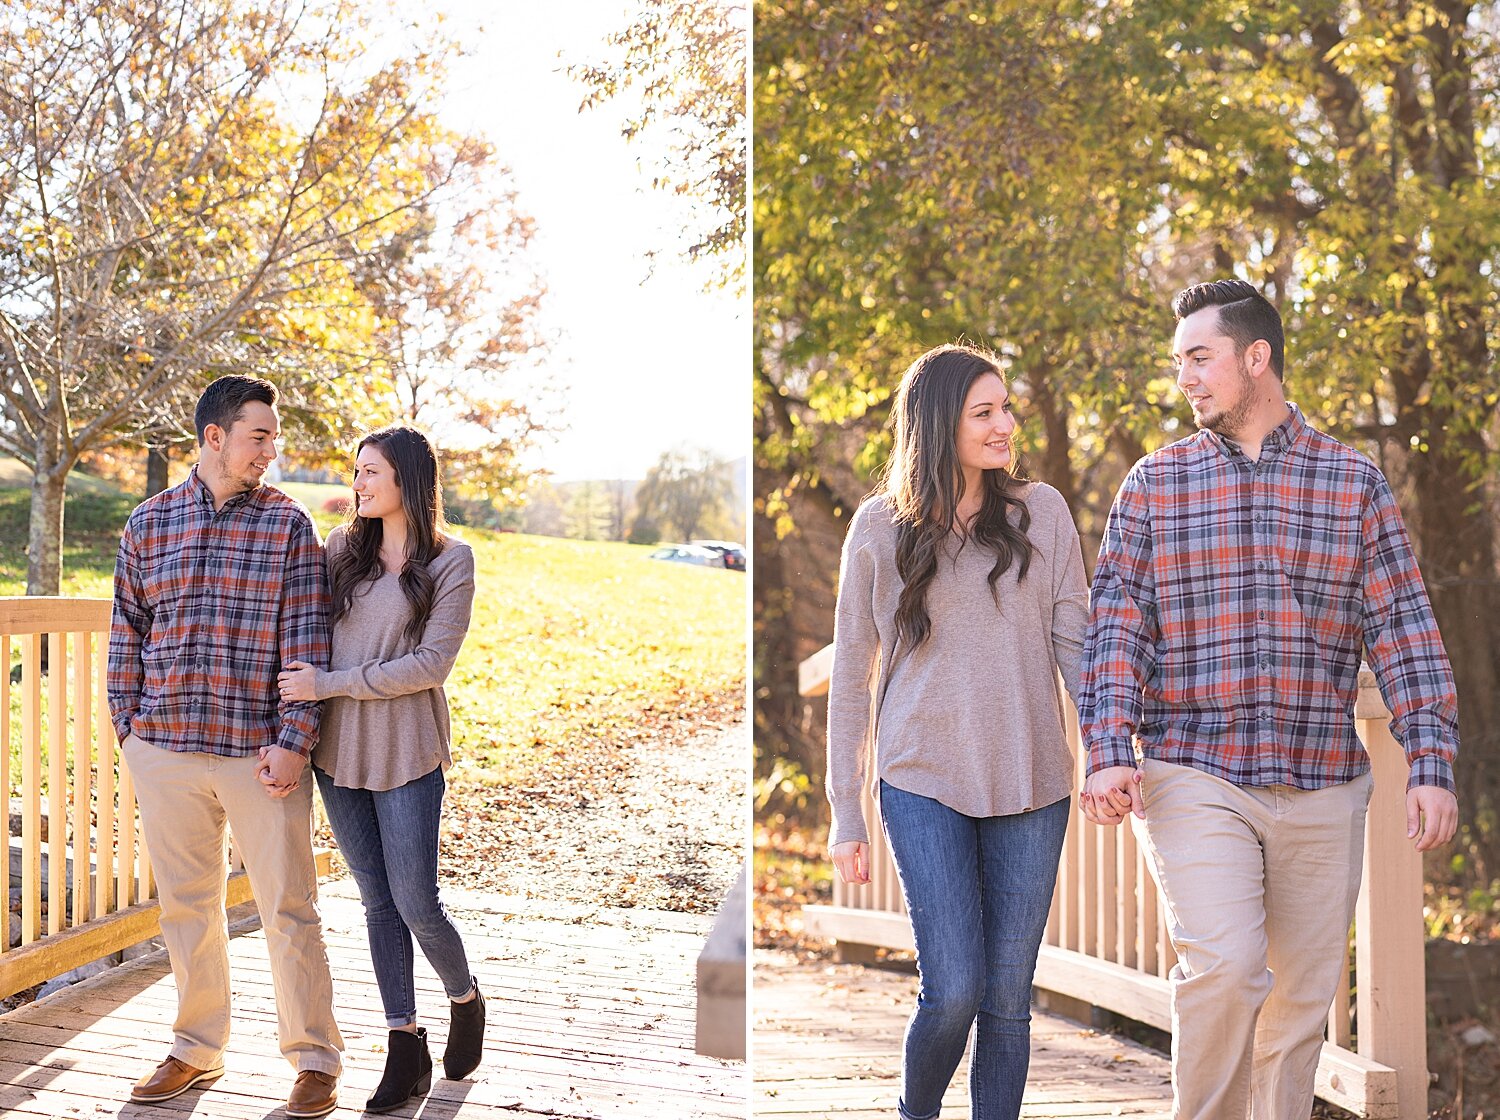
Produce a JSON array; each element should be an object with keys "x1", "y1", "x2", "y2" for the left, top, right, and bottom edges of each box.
[
  {"x1": 1407, "y1": 785, "x2": 1458, "y2": 852},
  {"x1": 1082, "y1": 765, "x2": 1144, "y2": 825},
  {"x1": 257, "y1": 744, "x2": 306, "y2": 799},
  {"x1": 831, "y1": 840, "x2": 870, "y2": 885}
]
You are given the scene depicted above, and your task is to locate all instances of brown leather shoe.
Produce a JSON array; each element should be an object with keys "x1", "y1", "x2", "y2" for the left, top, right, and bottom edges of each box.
[
  {"x1": 285, "y1": 1069, "x2": 339, "y2": 1118},
  {"x1": 130, "y1": 1055, "x2": 225, "y2": 1103}
]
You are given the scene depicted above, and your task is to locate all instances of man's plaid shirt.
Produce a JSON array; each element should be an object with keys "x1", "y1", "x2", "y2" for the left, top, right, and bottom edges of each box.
[
  {"x1": 1081, "y1": 405, "x2": 1457, "y2": 792},
  {"x1": 108, "y1": 468, "x2": 329, "y2": 757}
]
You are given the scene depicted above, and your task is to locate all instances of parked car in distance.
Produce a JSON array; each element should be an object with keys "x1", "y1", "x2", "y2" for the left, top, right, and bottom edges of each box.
[
  {"x1": 647, "y1": 543, "x2": 723, "y2": 567},
  {"x1": 689, "y1": 540, "x2": 747, "y2": 571}
]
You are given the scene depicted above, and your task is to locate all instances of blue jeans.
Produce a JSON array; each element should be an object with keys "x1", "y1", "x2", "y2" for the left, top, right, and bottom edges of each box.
[
  {"x1": 879, "y1": 781, "x2": 1070, "y2": 1120},
  {"x1": 314, "y1": 766, "x2": 473, "y2": 1027}
]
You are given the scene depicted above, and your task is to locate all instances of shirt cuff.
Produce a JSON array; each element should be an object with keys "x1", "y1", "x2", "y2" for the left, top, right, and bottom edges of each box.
[
  {"x1": 275, "y1": 724, "x2": 317, "y2": 759},
  {"x1": 1406, "y1": 752, "x2": 1455, "y2": 794},
  {"x1": 1086, "y1": 735, "x2": 1138, "y2": 776}
]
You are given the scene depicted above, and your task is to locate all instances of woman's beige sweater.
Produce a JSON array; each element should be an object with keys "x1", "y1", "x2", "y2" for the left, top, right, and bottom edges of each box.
[
  {"x1": 311, "y1": 526, "x2": 475, "y2": 791},
  {"x1": 826, "y1": 483, "x2": 1088, "y2": 846}
]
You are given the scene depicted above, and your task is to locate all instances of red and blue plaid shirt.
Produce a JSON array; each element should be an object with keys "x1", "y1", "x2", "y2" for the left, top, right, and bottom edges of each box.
[
  {"x1": 1081, "y1": 405, "x2": 1457, "y2": 792},
  {"x1": 108, "y1": 468, "x2": 329, "y2": 758}
]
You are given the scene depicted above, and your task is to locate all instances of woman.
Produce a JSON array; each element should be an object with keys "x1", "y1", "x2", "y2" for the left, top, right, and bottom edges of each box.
[
  {"x1": 826, "y1": 344, "x2": 1099, "y2": 1120},
  {"x1": 278, "y1": 426, "x2": 486, "y2": 1114}
]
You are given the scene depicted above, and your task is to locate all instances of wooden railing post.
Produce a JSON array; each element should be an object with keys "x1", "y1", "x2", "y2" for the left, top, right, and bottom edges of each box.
[{"x1": 1354, "y1": 679, "x2": 1428, "y2": 1120}]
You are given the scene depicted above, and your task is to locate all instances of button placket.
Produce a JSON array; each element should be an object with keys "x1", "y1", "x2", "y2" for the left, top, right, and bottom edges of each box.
[{"x1": 1252, "y1": 456, "x2": 1275, "y2": 743}]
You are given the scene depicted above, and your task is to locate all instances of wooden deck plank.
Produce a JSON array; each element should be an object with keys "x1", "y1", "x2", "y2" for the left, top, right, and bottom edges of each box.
[
  {"x1": 753, "y1": 951, "x2": 1171, "y2": 1119},
  {"x1": 0, "y1": 881, "x2": 746, "y2": 1119}
]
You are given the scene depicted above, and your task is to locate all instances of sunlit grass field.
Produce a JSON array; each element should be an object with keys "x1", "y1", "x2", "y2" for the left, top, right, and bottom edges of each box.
[{"x1": 3, "y1": 482, "x2": 745, "y2": 789}]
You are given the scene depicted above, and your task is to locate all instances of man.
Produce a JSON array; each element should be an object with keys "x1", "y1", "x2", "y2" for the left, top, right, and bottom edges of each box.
[
  {"x1": 108, "y1": 375, "x2": 343, "y2": 1118},
  {"x1": 1080, "y1": 279, "x2": 1458, "y2": 1119}
]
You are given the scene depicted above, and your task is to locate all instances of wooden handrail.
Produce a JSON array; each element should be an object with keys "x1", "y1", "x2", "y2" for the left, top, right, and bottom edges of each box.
[
  {"x1": 2, "y1": 597, "x2": 148, "y2": 999},
  {"x1": 798, "y1": 643, "x2": 1426, "y2": 1120},
  {"x1": 1, "y1": 596, "x2": 328, "y2": 1002}
]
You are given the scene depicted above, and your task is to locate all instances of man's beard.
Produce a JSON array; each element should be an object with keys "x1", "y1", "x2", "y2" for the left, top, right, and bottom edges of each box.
[
  {"x1": 215, "y1": 459, "x2": 261, "y2": 493},
  {"x1": 1197, "y1": 358, "x2": 1257, "y2": 439}
]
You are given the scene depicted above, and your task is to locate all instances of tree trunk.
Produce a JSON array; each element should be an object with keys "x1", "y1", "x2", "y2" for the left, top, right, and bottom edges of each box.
[
  {"x1": 26, "y1": 466, "x2": 66, "y2": 596},
  {"x1": 146, "y1": 442, "x2": 169, "y2": 498},
  {"x1": 1405, "y1": 423, "x2": 1500, "y2": 877}
]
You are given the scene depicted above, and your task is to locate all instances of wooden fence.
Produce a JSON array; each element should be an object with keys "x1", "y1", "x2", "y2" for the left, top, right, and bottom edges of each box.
[
  {"x1": 0, "y1": 596, "x2": 320, "y2": 1001},
  {"x1": 798, "y1": 645, "x2": 1426, "y2": 1120}
]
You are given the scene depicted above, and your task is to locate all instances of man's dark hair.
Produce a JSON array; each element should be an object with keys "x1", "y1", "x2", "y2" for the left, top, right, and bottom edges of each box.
[
  {"x1": 194, "y1": 375, "x2": 278, "y2": 444},
  {"x1": 1172, "y1": 279, "x2": 1285, "y2": 381}
]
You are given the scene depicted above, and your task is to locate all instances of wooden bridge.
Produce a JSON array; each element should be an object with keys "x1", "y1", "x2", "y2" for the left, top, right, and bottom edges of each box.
[
  {"x1": 1, "y1": 597, "x2": 745, "y2": 1118},
  {"x1": 788, "y1": 643, "x2": 1430, "y2": 1120},
  {"x1": 754, "y1": 951, "x2": 1174, "y2": 1118}
]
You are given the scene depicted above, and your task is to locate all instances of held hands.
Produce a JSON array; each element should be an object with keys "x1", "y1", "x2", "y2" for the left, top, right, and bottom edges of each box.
[
  {"x1": 257, "y1": 744, "x2": 306, "y2": 799},
  {"x1": 1407, "y1": 786, "x2": 1458, "y2": 852},
  {"x1": 830, "y1": 840, "x2": 871, "y2": 885},
  {"x1": 1081, "y1": 765, "x2": 1144, "y2": 826},
  {"x1": 277, "y1": 661, "x2": 318, "y2": 703}
]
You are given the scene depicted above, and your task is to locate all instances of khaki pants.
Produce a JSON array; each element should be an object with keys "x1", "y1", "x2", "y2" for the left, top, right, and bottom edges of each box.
[
  {"x1": 123, "y1": 734, "x2": 343, "y2": 1075},
  {"x1": 1133, "y1": 759, "x2": 1372, "y2": 1120}
]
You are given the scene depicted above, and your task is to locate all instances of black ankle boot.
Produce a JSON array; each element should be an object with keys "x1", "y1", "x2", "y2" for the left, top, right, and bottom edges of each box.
[
  {"x1": 443, "y1": 977, "x2": 486, "y2": 1080},
  {"x1": 365, "y1": 1027, "x2": 432, "y2": 1114}
]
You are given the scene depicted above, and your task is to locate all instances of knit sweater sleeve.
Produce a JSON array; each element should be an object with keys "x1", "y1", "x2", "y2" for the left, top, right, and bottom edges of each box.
[
  {"x1": 315, "y1": 543, "x2": 475, "y2": 701},
  {"x1": 826, "y1": 501, "x2": 884, "y2": 848},
  {"x1": 1043, "y1": 486, "x2": 1089, "y2": 706}
]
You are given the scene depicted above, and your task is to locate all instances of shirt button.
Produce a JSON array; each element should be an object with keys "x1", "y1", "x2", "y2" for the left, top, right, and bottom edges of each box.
[
  {"x1": 1260, "y1": 711, "x2": 1271, "y2": 721},
  {"x1": 1258, "y1": 611, "x2": 1266, "y2": 620}
]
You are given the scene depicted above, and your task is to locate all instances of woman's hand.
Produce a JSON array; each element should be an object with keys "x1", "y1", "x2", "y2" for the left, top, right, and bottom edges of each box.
[
  {"x1": 277, "y1": 661, "x2": 318, "y2": 703},
  {"x1": 831, "y1": 840, "x2": 871, "y2": 885}
]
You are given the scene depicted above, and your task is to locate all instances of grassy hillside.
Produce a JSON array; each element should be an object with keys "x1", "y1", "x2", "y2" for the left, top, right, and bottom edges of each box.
[{"x1": 3, "y1": 484, "x2": 745, "y2": 789}]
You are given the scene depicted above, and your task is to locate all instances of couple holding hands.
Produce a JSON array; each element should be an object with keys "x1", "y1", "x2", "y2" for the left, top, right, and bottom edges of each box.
[
  {"x1": 108, "y1": 375, "x2": 483, "y2": 1117},
  {"x1": 827, "y1": 278, "x2": 1459, "y2": 1120}
]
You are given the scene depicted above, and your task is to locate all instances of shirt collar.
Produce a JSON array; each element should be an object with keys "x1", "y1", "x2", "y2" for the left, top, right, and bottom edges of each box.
[
  {"x1": 188, "y1": 464, "x2": 260, "y2": 511},
  {"x1": 1205, "y1": 403, "x2": 1305, "y2": 460}
]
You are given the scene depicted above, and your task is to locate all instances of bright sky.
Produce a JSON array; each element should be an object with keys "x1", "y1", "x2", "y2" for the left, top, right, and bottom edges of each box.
[{"x1": 411, "y1": 0, "x2": 747, "y2": 483}]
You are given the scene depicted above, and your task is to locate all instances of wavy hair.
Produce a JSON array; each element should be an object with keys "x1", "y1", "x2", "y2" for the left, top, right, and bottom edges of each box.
[
  {"x1": 329, "y1": 426, "x2": 448, "y2": 645},
  {"x1": 879, "y1": 343, "x2": 1034, "y2": 651}
]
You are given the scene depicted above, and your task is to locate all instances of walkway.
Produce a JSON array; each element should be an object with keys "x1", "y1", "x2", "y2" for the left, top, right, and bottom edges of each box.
[
  {"x1": 0, "y1": 880, "x2": 746, "y2": 1119},
  {"x1": 754, "y1": 951, "x2": 1173, "y2": 1119}
]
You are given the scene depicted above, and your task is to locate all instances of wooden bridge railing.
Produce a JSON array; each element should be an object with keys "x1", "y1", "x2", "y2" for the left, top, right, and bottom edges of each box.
[
  {"x1": 798, "y1": 644, "x2": 1426, "y2": 1120},
  {"x1": 1, "y1": 596, "x2": 327, "y2": 1002}
]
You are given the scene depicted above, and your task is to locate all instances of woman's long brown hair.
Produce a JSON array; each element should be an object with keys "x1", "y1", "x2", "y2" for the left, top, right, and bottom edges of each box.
[
  {"x1": 329, "y1": 426, "x2": 448, "y2": 645},
  {"x1": 880, "y1": 344, "x2": 1035, "y2": 651}
]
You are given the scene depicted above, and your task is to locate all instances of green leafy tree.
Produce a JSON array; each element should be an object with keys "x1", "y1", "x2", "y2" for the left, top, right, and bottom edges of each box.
[
  {"x1": 754, "y1": 1, "x2": 1500, "y2": 869},
  {"x1": 632, "y1": 446, "x2": 736, "y2": 541}
]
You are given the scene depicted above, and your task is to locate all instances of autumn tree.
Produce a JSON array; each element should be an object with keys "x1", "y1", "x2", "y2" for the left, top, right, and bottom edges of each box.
[
  {"x1": 571, "y1": 0, "x2": 747, "y2": 291},
  {"x1": 0, "y1": 0, "x2": 507, "y2": 593},
  {"x1": 354, "y1": 183, "x2": 548, "y2": 512}
]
